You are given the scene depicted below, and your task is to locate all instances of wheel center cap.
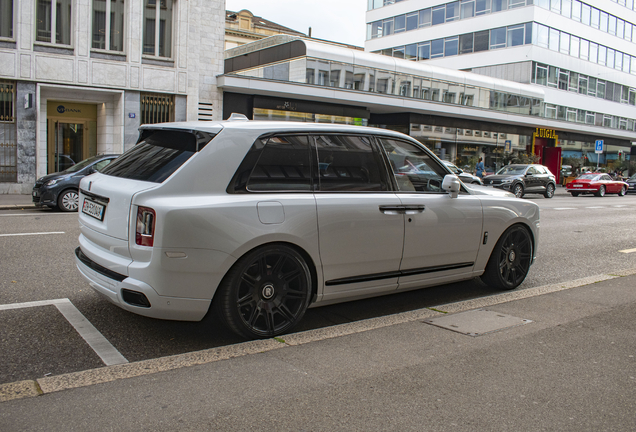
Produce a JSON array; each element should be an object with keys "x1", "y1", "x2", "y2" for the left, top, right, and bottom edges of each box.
[
  {"x1": 262, "y1": 284, "x2": 275, "y2": 300},
  {"x1": 508, "y1": 250, "x2": 516, "y2": 263}
]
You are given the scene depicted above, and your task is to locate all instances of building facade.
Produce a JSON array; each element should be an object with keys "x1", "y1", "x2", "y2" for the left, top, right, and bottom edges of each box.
[
  {"x1": 0, "y1": 0, "x2": 224, "y2": 193},
  {"x1": 365, "y1": 0, "x2": 636, "y2": 171},
  {"x1": 225, "y1": 9, "x2": 305, "y2": 51}
]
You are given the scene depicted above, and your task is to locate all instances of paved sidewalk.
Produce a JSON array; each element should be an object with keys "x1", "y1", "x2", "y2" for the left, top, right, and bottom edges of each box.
[
  {"x1": 1, "y1": 270, "x2": 635, "y2": 431},
  {"x1": 0, "y1": 193, "x2": 35, "y2": 210}
]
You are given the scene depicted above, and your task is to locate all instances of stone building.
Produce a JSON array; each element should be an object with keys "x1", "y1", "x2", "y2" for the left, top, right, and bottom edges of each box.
[
  {"x1": 0, "y1": 0, "x2": 224, "y2": 193},
  {"x1": 225, "y1": 9, "x2": 305, "y2": 51}
]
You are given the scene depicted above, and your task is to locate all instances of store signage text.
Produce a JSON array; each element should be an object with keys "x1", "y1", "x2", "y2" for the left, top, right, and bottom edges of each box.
[
  {"x1": 276, "y1": 101, "x2": 297, "y2": 111},
  {"x1": 534, "y1": 128, "x2": 557, "y2": 139},
  {"x1": 57, "y1": 105, "x2": 82, "y2": 114}
]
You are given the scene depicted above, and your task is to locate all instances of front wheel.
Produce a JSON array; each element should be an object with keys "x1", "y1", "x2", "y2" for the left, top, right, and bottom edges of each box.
[
  {"x1": 543, "y1": 183, "x2": 555, "y2": 198},
  {"x1": 481, "y1": 225, "x2": 533, "y2": 291},
  {"x1": 595, "y1": 186, "x2": 606, "y2": 197},
  {"x1": 618, "y1": 186, "x2": 626, "y2": 196},
  {"x1": 512, "y1": 183, "x2": 524, "y2": 198},
  {"x1": 58, "y1": 189, "x2": 79, "y2": 212},
  {"x1": 214, "y1": 245, "x2": 312, "y2": 339}
]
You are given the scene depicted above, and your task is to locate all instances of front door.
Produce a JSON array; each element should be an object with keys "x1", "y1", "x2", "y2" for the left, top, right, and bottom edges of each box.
[{"x1": 378, "y1": 137, "x2": 483, "y2": 290}]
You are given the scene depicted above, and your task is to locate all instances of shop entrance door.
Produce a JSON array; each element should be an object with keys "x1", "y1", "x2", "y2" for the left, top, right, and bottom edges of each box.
[{"x1": 47, "y1": 121, "x2": 88, "y2": 174}]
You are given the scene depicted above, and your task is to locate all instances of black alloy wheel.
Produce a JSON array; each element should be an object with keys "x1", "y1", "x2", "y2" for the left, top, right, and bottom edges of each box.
[
  {"x1": 58, "y1": 189, "x2": 79, "y2": 212},
  {"x1": 544, "y1": 183, "x2": 555, "y2": 198},
  {"x1": 481, "y1": 225, "x2": 533, "y2": 290},
  {"x1": 214, "y1": 245, "x2": 312, "y2": 339},
  {"x1": 512, "y1": 183, "x2": 524, "y2": 198},
  {"x1": 619, "y1": 186, "x2": 626, "y2": 196},
  {"x1": 596, "y1": 185, "x2": 606, "y2": 197}
]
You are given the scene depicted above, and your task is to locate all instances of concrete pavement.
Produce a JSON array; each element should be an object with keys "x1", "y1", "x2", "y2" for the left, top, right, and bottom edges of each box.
[{"x1": 1, "y1": 270, "x2": 635, "y2": 431}]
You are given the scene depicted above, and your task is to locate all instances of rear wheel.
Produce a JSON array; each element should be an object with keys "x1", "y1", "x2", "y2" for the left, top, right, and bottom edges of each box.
[
  {"x1": 214, "y1": 245, "x2": 312, "y2": 339},
  {"x1": 595, "y1": 186, "x2": 606, "y2": 197},
  {"x1": 481, "y1": 225, "x2": 533, "y2": 291},
  {"x1": 570, "y1": 192, "x2": 579, "y2": 197},
  {"x1": 512, "y1": 183, "x2": 524, "y2": 198},
  {"x1": 58, "y1": 189, "x2": 79, "y2": 212},
  {"x1": 618, "y1": 186, "x2": 626, "y2": 196},
  {"x1": 543, "y1": 183, "x2": 555, "y2": 198}
]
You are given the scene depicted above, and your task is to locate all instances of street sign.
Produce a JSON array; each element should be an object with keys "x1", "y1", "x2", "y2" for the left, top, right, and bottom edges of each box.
[
  {"x1": 504, "y1": 140, "x2": 512, "y2": 152},
  {"x1": 595, "y1": 140, "x2": 604, "y2": 154}
]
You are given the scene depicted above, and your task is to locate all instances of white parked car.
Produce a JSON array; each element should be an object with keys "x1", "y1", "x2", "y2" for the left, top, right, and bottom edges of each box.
[{"x1": 75, "y1": 117, "x2": 540, "y2": 339}]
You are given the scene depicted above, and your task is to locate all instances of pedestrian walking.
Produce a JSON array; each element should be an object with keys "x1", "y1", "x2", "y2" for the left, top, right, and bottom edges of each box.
[{"x1": 475, "y1": 157, "x2": 485, "y2": 178}]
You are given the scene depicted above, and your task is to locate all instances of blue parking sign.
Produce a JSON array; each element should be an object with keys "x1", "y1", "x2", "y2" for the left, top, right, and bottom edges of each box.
[{"x1": 595, "y1": 140, "x2": 604, "y2": 153}]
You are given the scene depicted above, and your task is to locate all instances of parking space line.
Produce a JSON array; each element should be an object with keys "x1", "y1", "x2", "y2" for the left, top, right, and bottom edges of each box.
[
  {"x1": 0, "y1": 232, "x2": 65, "y2": 237},
  {"x1": 553, "y1": 208, "x2": 576, "y2": 210},
  {"x1": 0, "y1": 299, "x2": 128, "y2": 366},
  {"x1": 619, "y1": 248, "x2": 636, "y2": 254},
  {"x1": 585, "y1": 206, "x2": 606, "y2": 209}
]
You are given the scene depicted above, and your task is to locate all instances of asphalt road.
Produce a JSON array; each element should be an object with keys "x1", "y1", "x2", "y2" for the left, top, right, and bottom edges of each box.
[{"x1": 1, "y1": 189, "x2": 635, "y2": 385}]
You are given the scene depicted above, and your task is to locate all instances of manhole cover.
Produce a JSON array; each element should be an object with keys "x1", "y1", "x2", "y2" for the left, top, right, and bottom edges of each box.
[{"x1": 423, "y1": 309, "x2": 532, "y2": 336}]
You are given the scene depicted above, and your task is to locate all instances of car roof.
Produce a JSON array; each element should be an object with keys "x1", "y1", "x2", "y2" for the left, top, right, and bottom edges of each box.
[{"x1": 138, "y1": 119, "x2": 418, "y2": 141}]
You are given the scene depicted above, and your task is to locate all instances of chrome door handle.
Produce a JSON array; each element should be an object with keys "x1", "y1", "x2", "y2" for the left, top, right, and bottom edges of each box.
[{"x1": 379, "y1": 205, "x2": 425, "y2": 215}]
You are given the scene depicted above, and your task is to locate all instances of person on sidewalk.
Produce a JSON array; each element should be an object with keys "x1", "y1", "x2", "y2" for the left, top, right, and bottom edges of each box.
[{"x1": 475, "y1": 157, "x2": 485, "y2": 179}]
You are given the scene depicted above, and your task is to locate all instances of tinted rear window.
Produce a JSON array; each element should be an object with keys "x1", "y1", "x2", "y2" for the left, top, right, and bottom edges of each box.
[{"x1": 101, "y1": 130, "x2": 215, "y2": 183}]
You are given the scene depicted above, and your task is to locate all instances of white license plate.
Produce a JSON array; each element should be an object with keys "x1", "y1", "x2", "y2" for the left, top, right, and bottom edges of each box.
[
  {"x1": 82, "y1": 199, "x2": 105, "y2": 221},
  {"x1": 573, "y1": 185, "x2": 583, "y2": 187}
]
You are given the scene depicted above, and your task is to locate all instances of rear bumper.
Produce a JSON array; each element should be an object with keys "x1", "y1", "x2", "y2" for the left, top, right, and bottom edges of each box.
[
  {"x1": 75, "y1": 247, "x2": 211, "y2": 321},
  {"x1": 567, "y1": 188, "x2": 597, "y2": 192}
]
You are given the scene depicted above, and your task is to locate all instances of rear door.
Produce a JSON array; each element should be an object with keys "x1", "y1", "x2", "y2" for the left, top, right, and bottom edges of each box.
[{"x1": 313, "y1": 134, "x2": 404, "y2": 301}]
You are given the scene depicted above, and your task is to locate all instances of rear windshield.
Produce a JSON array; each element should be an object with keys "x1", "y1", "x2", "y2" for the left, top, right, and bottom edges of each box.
[{"x1": 100, "y1": 129, "x2": 215, "y2": 183}]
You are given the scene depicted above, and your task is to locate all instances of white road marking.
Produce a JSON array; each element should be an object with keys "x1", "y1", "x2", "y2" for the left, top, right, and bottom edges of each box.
[
  {"x1": 613, "y1": 205, "x2": 627, "y2": 208},
  {"x1": 619, "y1": 248, "x2": 636, "y2": 254},
  {"x1": 585, "y1": 206, "x2": 606, "y2": 209},
  {"x1": 0, "y1": 299, "x2": 128, "y2": 366},
  {"x1": 0, "y1": 232, "x2": 65, "y2": 237},
  {"x1": 553, "y1": 208, "x2": 576, "y2": 210}
]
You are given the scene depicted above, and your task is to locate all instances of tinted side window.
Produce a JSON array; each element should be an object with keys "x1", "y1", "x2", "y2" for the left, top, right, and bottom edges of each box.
[
  {"x1": 93, "y1": 159, "x2": 113, "y2": 172},
  {"x1": 315, "y1": 135, "x2": 388, "y2": 192},
  {"x1": 378, "y1": 138, "x2": 446, "y2": 193},
  {"x1": 101, "y1": 130, "x2": 214, "y2": 183},
  {"x1": 246, "y1": 135, "x2": 312, "y2": 192}
]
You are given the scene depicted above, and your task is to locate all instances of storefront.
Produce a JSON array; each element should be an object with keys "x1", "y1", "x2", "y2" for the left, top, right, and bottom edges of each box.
[{"x1": 45, "y1": 102, "x2": 98, "y2": 174}]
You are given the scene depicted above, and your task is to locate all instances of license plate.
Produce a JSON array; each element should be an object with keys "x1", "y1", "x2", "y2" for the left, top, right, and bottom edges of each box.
[
  {"x1": 82, "y1": 199, "x2": 105, "y2": 221},
  {"x1": 32, "y1": 191, "x2": 38, "y2": 197},
  {"x1": 573, "y1": 185, "x2": 583, "y2": 187}
]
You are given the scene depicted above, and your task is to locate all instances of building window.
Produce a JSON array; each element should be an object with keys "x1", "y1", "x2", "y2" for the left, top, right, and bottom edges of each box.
[
  {"x1": 140, "y1": 93, "x2": 174, "y2": 124},
  {"x1": 0, "y1": 0, "x2": 13, "y2": 38},
  {"x1": 0, "y1": 80, "x2": 16, "y2": 183},
  {"x1": 36, "y1": 0, "x2": 72, "y2": 45},
  {"x1": 92, "y1": 0, "x2": 125, "y2": 51},
  {"x1": 143, "y1": 0, "x2": 173, "y2": 58}
]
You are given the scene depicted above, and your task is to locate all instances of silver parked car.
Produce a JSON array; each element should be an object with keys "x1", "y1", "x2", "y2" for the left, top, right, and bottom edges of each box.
[
  {"x1": 442, "y1": 160, "x2": 483, "y2": 185},
  {"x1": 75, "y1": 117, "x2": 540, "y2": 339}
]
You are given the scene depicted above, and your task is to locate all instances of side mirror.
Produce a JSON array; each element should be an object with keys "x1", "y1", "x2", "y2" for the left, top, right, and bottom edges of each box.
[
  {"x1": 442, "y1": 174, "x2": 461, "y2": 199},
  {"x1": 456, "y1": 168, "x2": 464, "y2": 174}
]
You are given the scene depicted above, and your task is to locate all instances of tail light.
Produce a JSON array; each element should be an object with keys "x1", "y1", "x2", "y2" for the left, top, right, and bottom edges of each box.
[{"x1": 136, "y1": 206, "x2": 156, "y2": 247}]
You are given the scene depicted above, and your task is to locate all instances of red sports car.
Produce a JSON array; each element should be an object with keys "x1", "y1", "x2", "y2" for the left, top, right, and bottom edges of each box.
[{"x1": 566, "y1": 173, "x2": 628, "y2": 197}]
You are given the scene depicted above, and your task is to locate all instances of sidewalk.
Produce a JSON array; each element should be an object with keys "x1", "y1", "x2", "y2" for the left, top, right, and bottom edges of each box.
[
  {"x1": 0, "y1": 193, "x2": 35, "y2": 210},
  {"x1": 1, "y1": 270, "x2": 635, "y2": 431}
]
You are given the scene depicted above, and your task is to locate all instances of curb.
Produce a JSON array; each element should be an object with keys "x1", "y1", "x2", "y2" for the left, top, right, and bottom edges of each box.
[
  {"x1": 0, "y1": 204, "x2": 36, "y2": 210},
  {"x1": 2, "y1": 268, "x2": 636, "y2": 403}
]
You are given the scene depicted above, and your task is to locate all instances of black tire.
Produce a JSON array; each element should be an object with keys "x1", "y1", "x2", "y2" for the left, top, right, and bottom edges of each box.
[
  {"x1": 618, "y1": 186, "x2": 626, "y2": 196},
  {"x1": 58, "y1": 189, "x2": 79, "y2": 212},
  {"x1": 595, "y1": 185, "x2": 606, "y2": 197},
  {"x1": 571, "y1": 192, "x2": 579, "y2": 197},
  {"x1": 512, "y1": 183, "x2": 524, "y2": 198},
  {"x1": 481, "y1": 225, "x2": 533, "y2": 291},
  {"x1": 543, "y1": 183, "x2": 555, "y2": 198},
  {"x1": 214, "y1": 244, "x2": 312, "y2": 339}
]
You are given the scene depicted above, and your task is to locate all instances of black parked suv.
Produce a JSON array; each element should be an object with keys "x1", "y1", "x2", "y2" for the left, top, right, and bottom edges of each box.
[
  {"x1": 33, "y1": 154, "x2": 118, "y2": 211},
  {"x1": 482, "y1": 164, "x2": 557, "y2": 198}
]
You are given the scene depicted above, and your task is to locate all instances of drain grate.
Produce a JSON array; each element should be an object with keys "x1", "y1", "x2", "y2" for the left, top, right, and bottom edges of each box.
[{"x1": 423, "y1": 309, "x2": 532, "y2": 336}]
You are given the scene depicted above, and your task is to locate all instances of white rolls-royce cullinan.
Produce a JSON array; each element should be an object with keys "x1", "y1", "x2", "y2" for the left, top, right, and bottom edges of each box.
[{"x1": 75, "y1": 115, "x2": 540, "y2": 339}]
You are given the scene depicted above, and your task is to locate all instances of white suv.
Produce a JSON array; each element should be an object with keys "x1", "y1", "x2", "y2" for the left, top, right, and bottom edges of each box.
[{"x1": 75, "y1": 117, "x2": 540, "y2": 339}]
